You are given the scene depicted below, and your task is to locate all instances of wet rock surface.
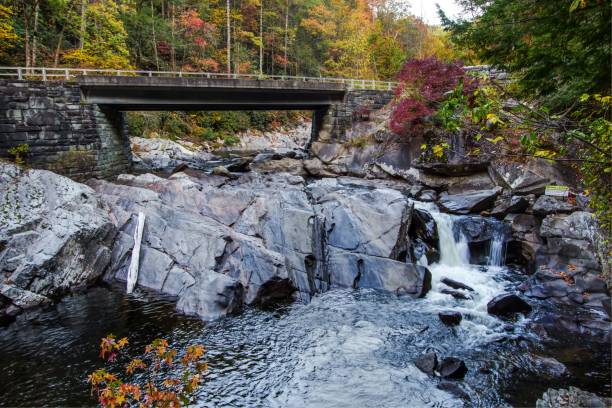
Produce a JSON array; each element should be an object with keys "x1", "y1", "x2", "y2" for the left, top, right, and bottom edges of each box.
[
  {"x1": 438, "y1": 310, "x2": 462, "y2": 325},
  {"x1": 487, "y1": 293, "x2": 532, "y2": 317},
  {"x1": 438, "y1": 357, "x2": 468, "y2": 379}
]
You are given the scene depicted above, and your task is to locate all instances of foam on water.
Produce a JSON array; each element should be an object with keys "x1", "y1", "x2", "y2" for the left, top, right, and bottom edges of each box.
[{"x1": 413, "y1": 201, "x2": 509, "y2": 344}]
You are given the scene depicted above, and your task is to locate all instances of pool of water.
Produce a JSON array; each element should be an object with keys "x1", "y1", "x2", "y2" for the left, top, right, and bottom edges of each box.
[{"x1": 0, "y1": 280, "x2": 609, "y2": 407}]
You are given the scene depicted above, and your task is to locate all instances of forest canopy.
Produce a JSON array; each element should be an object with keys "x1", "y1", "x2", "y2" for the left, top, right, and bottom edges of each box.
[{"x1": 0, "y1": 0, "x2": 464, "y2": 80}]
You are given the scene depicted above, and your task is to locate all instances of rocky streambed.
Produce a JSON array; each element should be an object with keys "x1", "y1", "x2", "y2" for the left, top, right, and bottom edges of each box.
[{"x1": 0, "y1": 155, "x2": 610, "y2": 406}]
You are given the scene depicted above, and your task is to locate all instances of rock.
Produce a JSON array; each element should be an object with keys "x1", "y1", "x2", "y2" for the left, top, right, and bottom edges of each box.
[
  {"x1": 437, "y1": 381, "x2": 470, "y2": 400},
  {"x1": 439, "y1": 311, "x2": 462, "y2": 326},
  {"x1": 530, "y1": 312, "x2": 610, "y2": 343},
  {"x1": 441, "y1": 289, "x2": 472, "y2": 300},
  {"x1": 409, "y1": 209, "x2": 439, "y2": 264},
  {"x1": 327, "y1": 247, "x2": 432, "y2": 297},
  {"x1": 489, "y1": 158, "x2": 576, "y2": 195},
  {"x1": 438, "y1": 357, "x2": 468, "y2": 379},
  {"x1": 417, "y1": 189, "x2": 437, "y2": 202},
  {"x1": 536, "y1": 386, "x2": 611, "y2": 408},
  {"x1": 303, "y1": 158, "x2": 347, "y2": 177},
  {"x1": 441, "y1": 278, "x2": 474, "y2": 292},
  {"x1": 219, "y1": 121, "x2": 311, "y2": 153},
  {"x1": 311, "y1": 183, "x2": 412, "y2": 258},
  {"x1": 487, "y1": 293, "x2": 532, "y2": 317},
  {"x1": 249, "y1": 157, "x2": 306, "y2": 176},
  {"x1": 416, "y1": 170, "x2": 495, "y2": 193},
  {"x1": 176, "y1": 270, "x2": 244, "y2": 321},
  {"x1": 415, "y1": 352, "x2": 438, "y2": 375},
  {"x1": 490, "y1": 194, "x2": 530, "y2": 218},
  {"x1": 532, "y1": 356, "x2": 569, "y2": 378},
  {"x1": 0, "y1": 162, "x2": 115, "y2": 318},
  {"x1": 540, "y1": 212, "x2": 596, "y2": 241},
  {"x1": 533, "y1": 195, "x2": 579, "y2": 216},
  {"x1": 211, "y1": 165, "x2": 235, "y2": 178},
  {"x1": 415, "y1": 161, "x2": 490, "y2": 177},
  {"x1": 130, "y1": 136, "x2": 214, "y2": 171},
  {"x1": 602, "y1": 298, "x2": 611, "y2": 319},
  {"x1": 438, "y1": 188, "x2": 501, "y2": 214}
]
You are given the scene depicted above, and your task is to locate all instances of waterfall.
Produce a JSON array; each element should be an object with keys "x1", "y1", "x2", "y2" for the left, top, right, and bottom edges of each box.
[
  {"x1": 431, "y1": 213, "x2": 470, "y2": 267},
  {"x1": 414, "y1": 201, "x2": 508, "y2": 340},
  {"x1": 488, "y1": 235, "x2": 505, "y2": 267}
]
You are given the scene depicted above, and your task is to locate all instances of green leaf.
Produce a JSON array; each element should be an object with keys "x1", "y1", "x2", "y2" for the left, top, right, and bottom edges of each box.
[{"x1": 569, "y1": 0, "x2": 581, "y2": 13}]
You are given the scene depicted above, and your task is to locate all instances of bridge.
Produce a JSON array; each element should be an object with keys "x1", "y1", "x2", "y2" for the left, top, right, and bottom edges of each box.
[{"x1": 0, "y1": 67, "x2": 396, "y2": 180}]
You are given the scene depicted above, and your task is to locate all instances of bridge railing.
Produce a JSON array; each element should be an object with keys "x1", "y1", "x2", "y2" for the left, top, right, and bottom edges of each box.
[{"x1": 0, "y1": 67, "x2": 398, "y2": 91}]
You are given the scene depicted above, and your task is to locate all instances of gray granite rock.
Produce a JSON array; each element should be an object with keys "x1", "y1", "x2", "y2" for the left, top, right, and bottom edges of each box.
[
  {"x1": 438, "y1": 188, "x2": 501, "y2": 214},
  {"x1": 0, "y1": 162, "x2": 115, "y2": 319},
  {"x1": 536, "y1": 387, "x2": 611, "y2": 408}
]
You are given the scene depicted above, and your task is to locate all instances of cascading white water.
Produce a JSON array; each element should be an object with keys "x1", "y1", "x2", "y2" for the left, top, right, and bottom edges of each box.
[
  {"x1": 488, "y1": 235, "x2": 505, "y2": 267},
  {"x1": 413, "y1": 201, "x2": 508, "y2": 344},
  {"x1": 432, "y1": 213, "x2": 470, "y2": 267}
]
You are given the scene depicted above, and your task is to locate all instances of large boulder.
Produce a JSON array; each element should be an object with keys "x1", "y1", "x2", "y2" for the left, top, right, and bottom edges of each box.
[
  {"x1": 310, "y1": 180, "x2": 412, "y2": 258},
  {"x1": 487, "y1": 293, "x2": 532, "y2": 317},
  {"x1": 540, "y1": 212, "x2": 597, "y2": 240},
  {"x1": 536, "y1": 387, "x2": 612, "y2": 408},
  {"x1": 533, "y1": 195, "x2": 580, "y2": 216},
  {"x1": 489, "y1": 194, "x2": 530, "y2": 218},
  {"x1": 327, "y1": 247, "x2": 431, "y2": 296},
  {"x1": 408, "y1": 209, "x2": 440, "y2": 264},
  {"x1": 489, "y1": 158, "x2": 577, "y2": 195},
  {"x1": 438, "y1": 188, "x2": 501, "y2": 215},
  {"x1": 92, "y1": 173, "x2": 301, "y2": 319},
  {"x1": 0, "y1": 162, "x2": 115, "y2": 321}
]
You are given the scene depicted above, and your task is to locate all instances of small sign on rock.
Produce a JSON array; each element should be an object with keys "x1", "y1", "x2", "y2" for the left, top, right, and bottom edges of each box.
[{"x1": 544, "y1": 185, "x2": 569, "y2": 197}]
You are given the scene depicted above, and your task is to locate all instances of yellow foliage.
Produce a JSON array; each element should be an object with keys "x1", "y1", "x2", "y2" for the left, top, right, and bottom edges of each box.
[{"x1": 0, "y1": 5, "x2": 17, "y2": 55}]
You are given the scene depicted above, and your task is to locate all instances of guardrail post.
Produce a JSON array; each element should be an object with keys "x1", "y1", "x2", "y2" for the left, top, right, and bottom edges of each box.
[
  {"x1": 42, "y1": 68, "x2": 47, "y2": 81},
  {"x1": 17, "y1": 67, "x2": 22, "y2": 80},
  {"x1": 65, "y1": 69, "x2": 70, "y2": 80},
  {"x1": 179, "y1": 71, "x2": 183, "y2": 78},
  {"x1": 148, "y1": 71, "x2": 152, "y2": 77}
]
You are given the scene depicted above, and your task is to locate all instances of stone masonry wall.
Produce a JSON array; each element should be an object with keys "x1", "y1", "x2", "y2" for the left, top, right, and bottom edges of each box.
[
  {"x1": 0, "y1": 80, "x2": 131, "y2": 181},
  {"x1": 313, "y1": 89, "x2": 394, "y2": 143}
]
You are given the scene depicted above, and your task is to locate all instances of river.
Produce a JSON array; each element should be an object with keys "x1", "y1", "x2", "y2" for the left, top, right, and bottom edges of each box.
[{"x1": 0, "y1": 208, "x2": 609, "y2": 407}]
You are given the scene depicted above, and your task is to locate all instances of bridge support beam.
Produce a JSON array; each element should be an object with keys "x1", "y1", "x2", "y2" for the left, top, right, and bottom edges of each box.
[{"x1": 0, "y1": 80, "x2": 131, "y2": 180}]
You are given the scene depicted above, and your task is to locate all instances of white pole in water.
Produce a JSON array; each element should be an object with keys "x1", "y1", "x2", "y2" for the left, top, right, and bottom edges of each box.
[{"x1": 126, "y1": 212, "x2": 145, "y2": 294}]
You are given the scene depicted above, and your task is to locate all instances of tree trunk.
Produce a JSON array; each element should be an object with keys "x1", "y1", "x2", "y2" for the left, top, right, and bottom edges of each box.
[
  {"x1": 31, "y1": 0, "x2": 39, "y2": 67},
  {"x1": 53, "y1": 30, "x2": 64, "y2": 67},
  {"x1": 151, "y1": 0, "x2": 159, "y2": 70},
  {"x1": 170, "y1": 3, "x2": 176, "y2": 71},
  {"x1": 259, "y1": 0, "x2": 263, "y2": 76},
  {"x1": 284, "y1": 0, "x2": 289, "y2": 75},
  {"x1": 79, "y1": 0, "x2": 86, "y2": 50},
  {"x1": 226, "y1": 0, "x2": 231, "y2": 74},
  {"x1": 24, "y1": 5, "x2": 30, "y2": 69}
]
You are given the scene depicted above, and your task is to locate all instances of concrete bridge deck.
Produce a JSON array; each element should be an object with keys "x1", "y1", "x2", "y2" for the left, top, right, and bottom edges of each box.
[{"x1": 79, "y1": 76, "x2": 347, "y2": 110}]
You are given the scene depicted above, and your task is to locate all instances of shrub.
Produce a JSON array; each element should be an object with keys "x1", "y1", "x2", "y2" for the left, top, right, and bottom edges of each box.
[
  {"x1": 390, "y1": 57, "x2": 478, "y2": 137},
  {"x1": 7, "y1": 143, "x2": 29, "y2": 166},
  {"x1": 88, "y1": 335, "x2": 207, "y2": 407}
]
